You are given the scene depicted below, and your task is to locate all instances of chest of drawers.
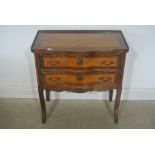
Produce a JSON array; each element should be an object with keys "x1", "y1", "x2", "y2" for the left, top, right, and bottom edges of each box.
[{"x1": 31, "y1": 30, "x2": 129, "y2": 124}]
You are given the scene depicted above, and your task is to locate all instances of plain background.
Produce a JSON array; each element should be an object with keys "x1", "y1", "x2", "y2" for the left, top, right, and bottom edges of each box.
[
  {"x1": 0, "y1": 25, "x2": 155, "y2": 100},
  {"x1": 0, "y1": 0, "x2": 155, "y2": 155}
]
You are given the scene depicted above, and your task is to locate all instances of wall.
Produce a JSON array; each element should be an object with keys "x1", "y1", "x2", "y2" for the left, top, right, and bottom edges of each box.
[{"x1": 0, "y1": 25, "x2": 155, "y2": 100}]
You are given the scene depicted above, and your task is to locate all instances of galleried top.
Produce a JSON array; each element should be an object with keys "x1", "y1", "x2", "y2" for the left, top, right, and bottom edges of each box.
[{"x1": 31, "y1": 30, "x2": 129, "y2": 52}]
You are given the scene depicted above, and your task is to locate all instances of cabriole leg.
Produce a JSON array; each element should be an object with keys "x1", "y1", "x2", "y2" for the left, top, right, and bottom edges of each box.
[
  {"x1": 38, "y1": 86, "x2": 46, "y2": 123},
  {"x1": 46, "y1": 90, "x2": 50, "y2": 101},
  {"x1": 114, "y1": 87, "x2": 122, "y2": 123},
  {"x1": 109, "y1": 89, "x2": 113, "y2": 102}
]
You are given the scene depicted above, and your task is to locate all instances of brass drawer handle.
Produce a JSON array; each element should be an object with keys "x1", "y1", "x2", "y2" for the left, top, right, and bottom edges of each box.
[
  {"x1": 48, "y1": 77, "x2": 61, "y2": 81},
  {"x1": 99, "y1": 77, "x2": 113, "y2": 82},
  {"x1": 100, "y1": 61, "x2": 114, "y2": 66},
  {"x1": 77, "y1": 57, "x2": 84, "y2": 65},
  {"x1": 47, "y1": 61, "x2": 60, "y2": 66},
  {"x1": 76, "y1": 75, "x2": 83, "y2": 81}
]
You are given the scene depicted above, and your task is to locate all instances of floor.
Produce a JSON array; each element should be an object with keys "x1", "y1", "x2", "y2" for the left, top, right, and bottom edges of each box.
[{"x1": 0, "y1": 98, "x2": 155, "y2": 129}]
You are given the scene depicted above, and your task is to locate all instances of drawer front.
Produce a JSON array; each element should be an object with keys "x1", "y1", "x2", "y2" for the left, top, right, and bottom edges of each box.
[
  {"x1": 42, "y1": 56, "x2": 118, "y2": 68},
  {"x1": 42, "y1": 72, "x2": 115, "y2": 85}
]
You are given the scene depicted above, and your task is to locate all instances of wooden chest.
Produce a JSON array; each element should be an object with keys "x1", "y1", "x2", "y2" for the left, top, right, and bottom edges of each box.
[{"x1": 31, "y1": 30, "x2": 129, "y2": 123}]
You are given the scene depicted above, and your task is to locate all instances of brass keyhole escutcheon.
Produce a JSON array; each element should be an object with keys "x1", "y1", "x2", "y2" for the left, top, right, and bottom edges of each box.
[
  {"x1": 76, "y1": 75, "x2": 83, "y2": 81},
  {"x1": 77, "y1": 57, "x2": 84, "y2": 65}
]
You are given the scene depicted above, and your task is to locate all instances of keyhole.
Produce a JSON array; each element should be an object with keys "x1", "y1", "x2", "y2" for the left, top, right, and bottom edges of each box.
[
  {"x1": 76, "y1": 75, "x2": 83, "y2": 81},
  {"x1": 77, "y1": 57, "x2": 84, "y2": 65}
]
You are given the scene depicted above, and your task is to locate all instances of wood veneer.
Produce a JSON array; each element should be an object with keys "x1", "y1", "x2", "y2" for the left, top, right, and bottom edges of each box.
[{"x1": 31, "y1": 30, "x2": 129, "y2": 124}]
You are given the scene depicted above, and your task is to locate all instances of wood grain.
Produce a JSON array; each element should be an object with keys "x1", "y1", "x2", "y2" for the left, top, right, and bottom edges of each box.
[
  {"x1": 31, "y1": 30, "x2": 129, "y2": 52},
  {"x1": 42, "y1": 55, "x2": 118, "y2": 68},
  {"x1": 43, "y1": 73, "x2": 115, "y2": 85},
  {"x1": 31, "y1": 30, "x2": 129, "y2": 124}
]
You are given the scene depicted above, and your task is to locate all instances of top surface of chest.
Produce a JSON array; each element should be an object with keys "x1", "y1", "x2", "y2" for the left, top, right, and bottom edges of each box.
[{"x1": 31, "y1": 30, "x2": 129, "y2": 53}]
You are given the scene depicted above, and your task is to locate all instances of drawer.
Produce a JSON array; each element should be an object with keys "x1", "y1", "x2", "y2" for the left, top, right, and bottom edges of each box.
[
  {"x1": 42, "y1": 72, "x2": 115, "y2": 86},
  {"x1": 42, "y1": 55, "x2": 118, "y2": 68}
]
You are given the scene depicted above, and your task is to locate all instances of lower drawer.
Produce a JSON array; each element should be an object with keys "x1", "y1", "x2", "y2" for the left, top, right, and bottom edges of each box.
[{"x1": 41, "y1": 72, "x2": 116, "y2": 91}]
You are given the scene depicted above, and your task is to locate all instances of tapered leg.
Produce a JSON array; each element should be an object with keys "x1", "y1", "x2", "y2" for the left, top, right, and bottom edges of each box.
[
  {"x1": 109, "y1": 89, "x2": 113, "y2": 102},
  {"x1": 114, "y1": 87, "x2": 122, "y2": 123},
  {"x1": 38, "y1": 86, "x2": 46, "y2": 123},
  {"x1": 46, "y1": 90, "x2": 50, "y2": 101}
]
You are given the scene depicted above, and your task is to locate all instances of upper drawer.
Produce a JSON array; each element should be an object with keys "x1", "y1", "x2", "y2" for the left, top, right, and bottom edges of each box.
[{"x1": 41, "y1": 55, "x2": 118, "y2": 68}]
